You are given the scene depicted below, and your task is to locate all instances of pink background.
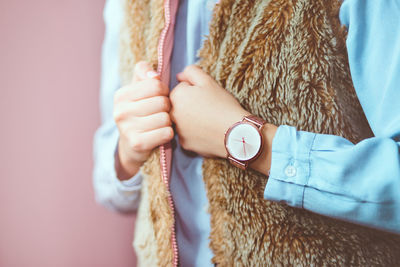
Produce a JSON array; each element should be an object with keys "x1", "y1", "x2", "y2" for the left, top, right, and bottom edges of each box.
[{"x1": 0, "y1": 1, "x2": 137, "y2": 266}]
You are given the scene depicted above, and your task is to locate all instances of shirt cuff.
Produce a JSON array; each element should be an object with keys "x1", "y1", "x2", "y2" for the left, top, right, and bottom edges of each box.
[
  {"x1": 264, "y1": 125, "x2": 316, "y2": 208},
  {"x1": 113, "y1": 170, "x2": 143, "y2": 192},
  {"x1": 120, "y1": 172, "x2": 142, "y2": 186}
]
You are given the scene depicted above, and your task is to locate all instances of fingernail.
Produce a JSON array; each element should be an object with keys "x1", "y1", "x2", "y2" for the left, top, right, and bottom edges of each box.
[{"x1": 147, "y1": 71, "x2": 159, "y2": 79}]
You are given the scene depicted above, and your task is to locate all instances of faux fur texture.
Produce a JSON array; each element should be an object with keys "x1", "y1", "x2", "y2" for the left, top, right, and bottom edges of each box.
[
  {"x1": 121, "y1": 0, "x2": 400, "y2": 266},
  {"x1": 120, "y1": 1, "x2": 175, "y2": 266},
  {"x1": 120, "y1": 0, "x2": 164, "y2": 85},
  {"x1": 134, "y1": 149, "x2": 175, "y2": 266},
  {"x1": 198, "y1": 0, "x2": 400, "y2": 266}
]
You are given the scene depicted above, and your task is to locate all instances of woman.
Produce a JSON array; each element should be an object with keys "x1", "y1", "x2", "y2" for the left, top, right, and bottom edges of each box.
[{"x1": 94, "y1": 0, "x2": 400, "y2": 265}]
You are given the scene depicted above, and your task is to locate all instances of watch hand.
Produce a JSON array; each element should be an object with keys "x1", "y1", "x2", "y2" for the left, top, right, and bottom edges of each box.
[
  {"x1": 242, "y1": 137, "x2": 246, "y2": 157},
  {"x1": 244, "y1": 142, "x2": 253, "y2": 149}
]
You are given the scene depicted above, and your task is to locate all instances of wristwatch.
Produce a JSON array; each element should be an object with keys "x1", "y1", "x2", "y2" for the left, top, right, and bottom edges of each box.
[{"x1": 224, "y1": 115, "x2": 267, "y2": 170}]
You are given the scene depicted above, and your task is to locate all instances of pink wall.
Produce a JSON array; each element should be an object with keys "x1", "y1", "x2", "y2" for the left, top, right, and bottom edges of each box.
[{"x1": 0, "y1": 1, "x2": 136, "y2": 266}]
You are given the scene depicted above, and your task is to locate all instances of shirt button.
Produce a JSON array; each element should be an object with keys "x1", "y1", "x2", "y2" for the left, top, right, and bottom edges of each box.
[{"x1": 284, "y1": 165, "x2": 297, "y2": 177}]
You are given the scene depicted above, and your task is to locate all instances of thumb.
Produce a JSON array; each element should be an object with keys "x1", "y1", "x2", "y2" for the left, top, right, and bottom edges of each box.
[
  {"x1": 132, "y1": 61, "x2": 159, "y2": 83},
  {"x1": 176, "y1": 65, "x2": 210, "y2": 86}
]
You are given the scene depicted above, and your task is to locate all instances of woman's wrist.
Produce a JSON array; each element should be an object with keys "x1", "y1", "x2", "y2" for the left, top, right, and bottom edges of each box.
[
  {"x1": 115, "y1": 140, "x2": 143, "y2": 181},
  {"x1": 249, "y1": 123, "x2": 277, "y2": 176},
  {"x1": 220, "y1": 111, "x2": 277, "y2": 176}
]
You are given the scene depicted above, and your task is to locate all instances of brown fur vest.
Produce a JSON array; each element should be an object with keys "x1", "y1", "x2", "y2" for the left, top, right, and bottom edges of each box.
[{"x1": 120, "y1": 0, "x2": 400, "y2": 266}]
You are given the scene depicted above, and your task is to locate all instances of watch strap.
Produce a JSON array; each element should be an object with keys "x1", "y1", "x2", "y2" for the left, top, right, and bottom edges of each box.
[
  {"x1": 243, "y1": 115, "x2": 266, "y2": 129},
  {"x1": 225, "y1": 114, "x2": 267, "y2": 170},
  {"x1": 228, "y1": 156, "x2": 248, "y2": 170}
]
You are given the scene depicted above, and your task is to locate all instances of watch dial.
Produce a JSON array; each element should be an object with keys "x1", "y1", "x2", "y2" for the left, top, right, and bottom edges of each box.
[{"x1": 226, "y1": 123, "x2": 262, "y2": 161}]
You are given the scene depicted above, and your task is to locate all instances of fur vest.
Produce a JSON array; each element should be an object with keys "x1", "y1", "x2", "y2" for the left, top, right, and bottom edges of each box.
[{"x1": 120, "y1": 0, "x2": 400, "y2": 266}]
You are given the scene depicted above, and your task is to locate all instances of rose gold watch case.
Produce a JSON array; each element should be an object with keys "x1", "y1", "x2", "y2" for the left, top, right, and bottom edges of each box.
[{"x1": 224, "y1": 117, "x2": 265, "y2": 170}]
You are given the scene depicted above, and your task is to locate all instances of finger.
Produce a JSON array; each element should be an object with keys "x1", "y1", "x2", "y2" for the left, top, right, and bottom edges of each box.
[
  {"x1": 171, "y1": 81, "x2": 190, "y2": 92},
  {"x1": 115, "y1": 79, "x2": 169, "y2": 103},
  {"x1": 176, "y1": 65, "x2": 210, "y2": 86},
  {"x1": 136, "y1": 127, "x2": 174, "y2": 151},
  {"x1": 169, "y1": 81, "x2": 191, "y2": 107},
  {"x1": 132, "y1": 61, "x2": 160, "y2": 82},
  {"x1": 120, "y1": 96, "x2": 171, "y2": 117},
  {"x1": 169, "y1": 81, "x2": 190, "y2": 113},
  {"x1": 135, "y1": 112, "x2": 172, "y2": 132}
]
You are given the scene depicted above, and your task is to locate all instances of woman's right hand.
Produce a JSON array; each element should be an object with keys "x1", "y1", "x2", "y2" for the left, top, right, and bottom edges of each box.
[{"x1": 113, "y1": 61, "x2": 174, "y2": 180}]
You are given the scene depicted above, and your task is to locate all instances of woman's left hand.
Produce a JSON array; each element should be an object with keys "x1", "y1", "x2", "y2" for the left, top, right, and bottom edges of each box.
[{"x1": 170, "y1": 65, "x2": 250, "y2": 158}]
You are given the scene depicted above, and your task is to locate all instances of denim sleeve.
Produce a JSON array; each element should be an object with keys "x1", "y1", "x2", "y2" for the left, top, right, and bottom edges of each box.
[
  {"x1": 92, "y1": 0, "x2": 142, "y2": 213},
  {"x1": 264, "y1": 0, "x2": 400, "y2": 234}
]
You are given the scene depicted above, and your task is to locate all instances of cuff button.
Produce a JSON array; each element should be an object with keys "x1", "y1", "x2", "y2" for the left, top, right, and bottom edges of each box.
[{"x1": 284, "y1": 165, "x2": 297, "y2": 177}]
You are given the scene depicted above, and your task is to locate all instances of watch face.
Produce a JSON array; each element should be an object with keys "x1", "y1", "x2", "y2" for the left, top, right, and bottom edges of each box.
[{"x1": 225, "y1": 122, "x2": 262, "y2": 161}]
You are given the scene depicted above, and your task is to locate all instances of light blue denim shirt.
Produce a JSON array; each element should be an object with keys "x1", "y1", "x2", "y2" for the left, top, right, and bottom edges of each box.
[
  {"x1": 93, "y1": 0, "x2": 400, "y2": 265},
  {"x1": 265, "y1": 0, "x2": 400, "y2": 234}
]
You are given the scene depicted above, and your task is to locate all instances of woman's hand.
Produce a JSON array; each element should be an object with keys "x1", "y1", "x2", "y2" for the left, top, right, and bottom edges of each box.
[
  {"x1": 170, "y1": 65, "x2": 250, "y2": 158},
  {"x1": 113, "y1": 61, "x2": 174, "y2": 180}
]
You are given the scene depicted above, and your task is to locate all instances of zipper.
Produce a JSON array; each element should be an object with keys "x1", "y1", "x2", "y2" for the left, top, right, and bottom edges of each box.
[
  {"x1": 157, "y1": 0, "x2": 179, "y2": 266},
  {"x1": 159, "y1": 144, "x2": 178, "y2": 266}
]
